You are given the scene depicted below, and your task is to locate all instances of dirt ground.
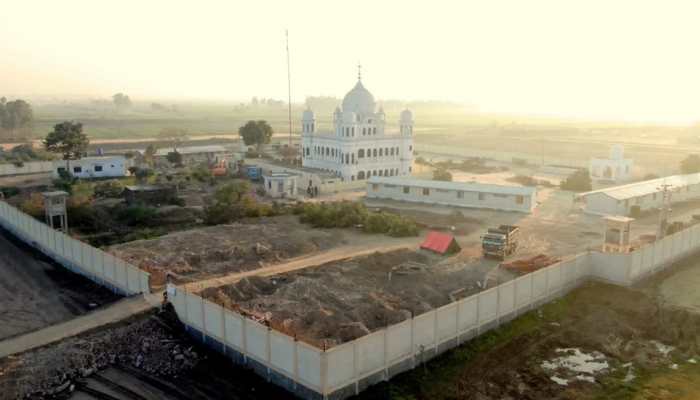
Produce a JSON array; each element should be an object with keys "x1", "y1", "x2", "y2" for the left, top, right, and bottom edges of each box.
[
  {"x1": 358, "y1": 279, "x2": 700, "y2": 400},
  {"x1": 0, "y1": 229, "x2": 120, "y2": 342},
  {"x1": 107, "y1": 215, "x2": 345, "y2": 288},
  {"x1": 200, "y1": 248, "x2": 490, "y2": 348}
]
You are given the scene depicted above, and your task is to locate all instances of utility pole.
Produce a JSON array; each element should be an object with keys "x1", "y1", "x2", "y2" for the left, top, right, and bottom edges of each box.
[
  {"x1": 285, "y1": 30, "x2": 293, "y2": 147},
  {"x1": 657, "y1": 182, "x2": 673, "y2": 239}
]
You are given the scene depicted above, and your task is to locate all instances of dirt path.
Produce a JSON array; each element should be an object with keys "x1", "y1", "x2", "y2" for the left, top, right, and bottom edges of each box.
[
  {"x1": 0, "y1": 294, "x2": 160, "y2": 359},
  {"x1": 183, "y1": 236, "x2": 422, "y2": 292}
]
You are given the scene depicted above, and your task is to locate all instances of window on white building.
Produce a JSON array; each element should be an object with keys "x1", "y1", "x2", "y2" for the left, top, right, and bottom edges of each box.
[
  {"x1": 372, "y1": 184, "x2": 379, "y2": 191},
  {"x1": 478, "y1": 193, "x2": 485, "y2": 201},
  {"x1": 457, "y1": 191, "x2": 464, "y2": 199},
  {"x1": 422, "y1": 188, "x2": 430, "y2": 196},
  {"x1": 73, "y1": 166, "x2": 82, "y2": 173},
  {"x1": 516, "y1": 195, "x2": 524, "y2": 204},
  {"x1": 403, "y1": 186, "x2": 410, "y2": 194},
  {"x1": 94, "y1": 165, "x2": 103, "y2": 172}
]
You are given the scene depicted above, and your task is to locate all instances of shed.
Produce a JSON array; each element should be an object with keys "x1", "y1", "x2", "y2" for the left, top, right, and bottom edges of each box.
[{"x1": 420, "y1": 231, "x2": 461, "y2": 255}]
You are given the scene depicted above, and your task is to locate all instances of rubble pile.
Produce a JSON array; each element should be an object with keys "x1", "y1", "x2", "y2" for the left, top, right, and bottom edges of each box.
[{"x1": 1, "y1": 312, "x2": 199, "y2": 399}]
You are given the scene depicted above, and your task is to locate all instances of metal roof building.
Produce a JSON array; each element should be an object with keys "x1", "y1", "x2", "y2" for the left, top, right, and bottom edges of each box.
[
  {"x1": 366, "y1": 176, "x2": 537, "y2": 213},
  {"x1": 576, "y1": 173, "x2": 700, "y2": 216}
]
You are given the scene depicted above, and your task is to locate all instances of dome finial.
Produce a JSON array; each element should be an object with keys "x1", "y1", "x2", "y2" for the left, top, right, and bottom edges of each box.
[{"x1": 357, "y1": 62, "x2": 362, "y2": 81}]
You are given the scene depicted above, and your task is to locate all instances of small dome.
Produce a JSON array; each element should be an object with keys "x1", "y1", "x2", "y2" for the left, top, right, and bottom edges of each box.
[
  {"x1": 342, "y1": 81, "x2": 376, "y2": 115},
  {"x1": 302, "y1": 108, "x2": 315, "y2": 121},
  {"x1": 400, "y1": 109, "x2": 413, "y2": 122}
]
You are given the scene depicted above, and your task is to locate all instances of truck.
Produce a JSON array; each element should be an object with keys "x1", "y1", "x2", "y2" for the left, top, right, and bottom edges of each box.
[{"x1": 481, "y1": 225, "x2": 520, "y2": 260}]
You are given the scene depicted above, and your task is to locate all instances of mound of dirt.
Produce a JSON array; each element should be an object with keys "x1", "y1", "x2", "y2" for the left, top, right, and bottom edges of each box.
[{"x1": 108, "y1": 215, "x2": 343, "y2": 288}]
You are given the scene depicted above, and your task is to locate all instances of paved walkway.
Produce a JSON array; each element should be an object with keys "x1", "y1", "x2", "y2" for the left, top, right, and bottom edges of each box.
[{"x1": 0, "y1": 294, "x2": 160, "y2": 358}]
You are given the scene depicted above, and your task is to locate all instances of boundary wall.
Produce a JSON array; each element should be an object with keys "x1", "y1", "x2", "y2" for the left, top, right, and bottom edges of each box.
[
  {"x1": 0, "y1": 161, "x2": 53, "y2": 177},
  {"x1": 171, "y1": 221, "x2": 700, "y2": 399},
  {"x1": 0, "y1": 201, "x2": 150, "y2": 296}
]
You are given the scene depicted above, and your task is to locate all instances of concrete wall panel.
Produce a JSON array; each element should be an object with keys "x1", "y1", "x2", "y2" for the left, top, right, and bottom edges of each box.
[
  {"x1": 245, "y1": 320, "x2": 269, "y2": 363},
  {"x1": 437, "y1": 304, "x2": 457, "y2": 341},
  {"x1": 458, "y1": 296, "x2": 478, "y2": 331},
  {"x1": 103, "y1": 254, "x2": 116, "y2": 283},
  {"x1": 413, "y1": 312, "x2": 436, "y2": 348},
  {"x1": 115, "y1": 259, "x2": 128, "y2": 289},
  {"x1": 185, "y1": 292, "x2": 204, "y2": 329},
  {"x1": 532, "y1": 269, "x2": 547, "y2": 299},
  {"x1": 478, "y1": 289, "x2": 498, "y2": 323},
  {"x1": 297, "y1": 342, "x2": 322, "y2": 389},
  {"x1": 357, "y1": 331, "x2": 385, "y2": 376},
  {"x1": 630, "y1": 250, "x2": 642, "y2": 279},
  {"x1": 515, "y1": 275, "x2": 532, "y2": 308},
  {"x1": 269, "y1": 330, "x2": 296, "y2": 376},
  {"x1": 203, "y1": 300, "x2": 224, "y2": 339},
  {"x1": 547, "y1": 264, "x2": 562, "y2": 292},
  {"x1": 386, "y1": 320, "x2": 412, "y2": 362},
  {"x1": 498, "y1": 281, "x2": 515, "y2": 315},
  {"x1": 224, "y1": 311, "x2": 244, "y2": 350}
]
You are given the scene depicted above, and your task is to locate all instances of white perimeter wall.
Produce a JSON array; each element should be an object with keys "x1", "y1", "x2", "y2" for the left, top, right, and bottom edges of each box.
[
  {"x1": 0, "y1": 201, "x2": 150, "y2": 295},
  {"x1": 0, "y1": 161, "x2": 53, "y2": 176}
]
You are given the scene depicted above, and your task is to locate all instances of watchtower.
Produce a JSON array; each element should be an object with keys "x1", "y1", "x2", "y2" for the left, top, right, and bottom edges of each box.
[
  {"x1": 602, "y1": 216, "x2": 634, "y2": 253},
  {"x1": 42, "y1": 191, "x2": 69, "y2": 232}
]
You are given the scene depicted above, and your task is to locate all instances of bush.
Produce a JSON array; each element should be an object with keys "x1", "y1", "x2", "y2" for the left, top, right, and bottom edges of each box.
[
  {"x1": 94, "y1": 180, "x2": 125, "y2": 198},
  {"x1": 560, "y1": 169, "x2": 592, "y2": 192},
  {"x1": 433, "y1": 168, "x2": 453, "y2": 182},
  {"x1": 116, "y1": 205, "x2": 158, "y2": 226},
  {"x1": 190, "y1": 165, "x2": 213, "y2": 183},
  {"x1": 296, "y1": 202, "x2": 419, "y2": 237}
]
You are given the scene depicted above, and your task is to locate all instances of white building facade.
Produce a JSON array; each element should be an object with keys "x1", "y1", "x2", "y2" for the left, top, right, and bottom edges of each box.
[
  {"x1": 301, "y1": 74, "x2": 414, "y2": 182},
  {"x1": 589, "y1": 144, "x2": 633, "y2": 183},
  {"x1": 366, "y1": 177, "x2": 537, "y2": 213},
  {"x1": 53, "y1": 156, "x2": 129, "y2": 179},
  {"x1": 263, "y1": 172, "x2": 298, "y2": 199},
  {"x1": 577, "y1": 173, "x2": 700, "y2": 216}
]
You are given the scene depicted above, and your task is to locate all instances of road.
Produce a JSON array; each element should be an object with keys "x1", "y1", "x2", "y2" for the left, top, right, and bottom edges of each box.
[
  {"x1": 0, "y1": 230, "x2": 120, "y2": 342},
  {"x1": 0, "y1": 294, "x2": 159, "y2": 358}
]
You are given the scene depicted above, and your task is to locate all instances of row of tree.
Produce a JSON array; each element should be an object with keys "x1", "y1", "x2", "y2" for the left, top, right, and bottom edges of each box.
[{"x1": 0, "y1": 97, "x2": 34, "y2": 138}]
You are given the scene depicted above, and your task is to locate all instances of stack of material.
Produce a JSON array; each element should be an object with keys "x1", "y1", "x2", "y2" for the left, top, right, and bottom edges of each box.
[{"x1": 501, "y1": 254, "x2": 561, "y2": 274}]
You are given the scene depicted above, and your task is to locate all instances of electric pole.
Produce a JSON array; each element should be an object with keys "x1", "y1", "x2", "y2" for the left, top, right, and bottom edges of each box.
[
  {"x1": 285, "y1": 30, "x2": 292, "y2": 147},
  {"x1": 657, "y1": 182, "x2": 673, "y2": 239}
]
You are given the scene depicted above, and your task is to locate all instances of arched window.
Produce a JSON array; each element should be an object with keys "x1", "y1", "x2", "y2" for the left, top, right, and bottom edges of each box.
[
  {"x1": 373, "y1": 127, "x2": 376, "y2": 135},
  {"x1": 345, "y1": 154, "x2": 349, "y2": 164},
  {"x1": 362, "y1": 127, "x2": 366, "y2": 135},
  {"x1": 358, "y1": 149, "x2": 365, "y2": 158},
  {"x1": 379, "y1": 170, "x2": 383, "y2": 176},
  {"x1": 351, "y1": 153, "x2": 355, "y2": 164},
  {"x1": 379, "y1": 148, "x2": 383, "y2": 157},
  {"x1": 352, "y1": 127, "x2": 355, "y2": 135},
  {"x1": 384, "y1": 169, "x2": 388, "y2": 176},
  {"x1": 373, "y1": 149, "x2": 377, "y2": 157},
  {"x1": 358, "y1": 171, "x2": 365, "y2": 180}
]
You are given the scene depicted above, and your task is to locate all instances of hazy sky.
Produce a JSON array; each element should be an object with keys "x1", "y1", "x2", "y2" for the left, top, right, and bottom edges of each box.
[{"x1": 1, "y1": 0, "x2": 699, "y2": 123}]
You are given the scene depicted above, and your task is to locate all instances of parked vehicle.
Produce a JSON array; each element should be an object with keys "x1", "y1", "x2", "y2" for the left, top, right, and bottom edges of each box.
[{"x1": 481, "y1": 225, "x2": 520, "y2": 260}]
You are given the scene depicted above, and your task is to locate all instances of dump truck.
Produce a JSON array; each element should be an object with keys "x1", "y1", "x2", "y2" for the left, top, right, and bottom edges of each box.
[{"x1": 481, "y1": 225, "x2": 519, "y2": 260}]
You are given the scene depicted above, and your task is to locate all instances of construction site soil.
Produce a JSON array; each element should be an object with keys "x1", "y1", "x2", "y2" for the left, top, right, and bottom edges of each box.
[
  {"x1": 0, "y1": 229, "x2": 121, "y2": 342},
  {"x1": 200, "y1": 249, "x2": 489, "y2": 348},
  {"x1": 108, "y1": 216, "x2": 343, "y2": 288}
]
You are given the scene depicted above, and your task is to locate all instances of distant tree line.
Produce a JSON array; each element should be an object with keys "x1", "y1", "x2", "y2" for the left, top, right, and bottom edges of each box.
[{"x1": 0, "y1": 97, "x2": 34, "y2": 139}]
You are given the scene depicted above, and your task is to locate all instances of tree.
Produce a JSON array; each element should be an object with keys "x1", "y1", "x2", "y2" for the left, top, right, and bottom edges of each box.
[
  {"x1": 560, "y1": 169, "x2": 592, "y2": 192},
  {"x1": 279, "y1": 145, "x2": 299, "y2": 164},
  {"x1": 43, "y1": 121, "x2": 89, "y2": 174},
  {"x1": 239, "y1": 120, "x2": 273, "y2": 153},
  {"x1": 433, "y1": 168, "x2": 453, "y2": 181},
  {"x1": 0, "y1": 98, "x2": 33, "y2": 137},
  {"x1": 166, "y1": 151, "x2": 183, "y2": 166},
  {"x1": 203, "y1": 181, "x2": 252, "y2": 225},
  {"x1": 680, "y1": 154, "x2": 700, "y2": 174},
  {"x1": 144, "y1": 144, "x2": 157, "y2": 166},
  {"x1": 158, "y1": 127, "x2": 188, "y2": 151},
  {"x1": 112, "y1": 93, "x2": 132, "y2": 110}
]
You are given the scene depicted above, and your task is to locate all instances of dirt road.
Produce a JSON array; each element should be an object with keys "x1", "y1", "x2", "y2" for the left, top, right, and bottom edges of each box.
[
  {"x1": 183, "y1": 236, "x2": 422, "y2": 292},
  {"x1": 0, "y1": 229, "x2": 120, "y2": 341},
  {"x1": 0, "y1": 294, "x2": 159, "y2": 358}
]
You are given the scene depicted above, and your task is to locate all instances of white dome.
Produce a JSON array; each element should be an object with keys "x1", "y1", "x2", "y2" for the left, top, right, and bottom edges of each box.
[
  {"x1": 400, "y1": 109, "x2": 413, "y2": 122},
  {"x1": 302, "y1": 108, "x2": 315, "y2": 121},
  {"x1": 342, "y1": 81, "x2": 376, "y2": 115}
]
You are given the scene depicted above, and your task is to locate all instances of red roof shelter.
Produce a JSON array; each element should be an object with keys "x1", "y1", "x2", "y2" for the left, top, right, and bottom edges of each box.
[{"x1": 420, "y1": 231, "x2": 461, "y2": 255}]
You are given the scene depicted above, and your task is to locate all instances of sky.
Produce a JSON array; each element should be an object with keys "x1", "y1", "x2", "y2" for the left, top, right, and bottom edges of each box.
[{"x1": 1, "y1": 0, "x2": 699, "y2": 124}]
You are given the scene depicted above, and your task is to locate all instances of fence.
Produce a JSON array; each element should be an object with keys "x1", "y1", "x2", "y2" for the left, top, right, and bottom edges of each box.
[
  {"x1": 0, "y1": 161, "x2": 53, "y2": 177},
  {"x1": 589, "y1": 223, "x2": 700, "y2": 286},
  {"x1": 0, "y1": 201, "x2": 150, "y2": 296},
  {"x1": 415, "y1": 144, "x2": 588, "y2": 168},
  {"x1": 171, "y1": 219, "x2": 700, "y2": 399}
]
